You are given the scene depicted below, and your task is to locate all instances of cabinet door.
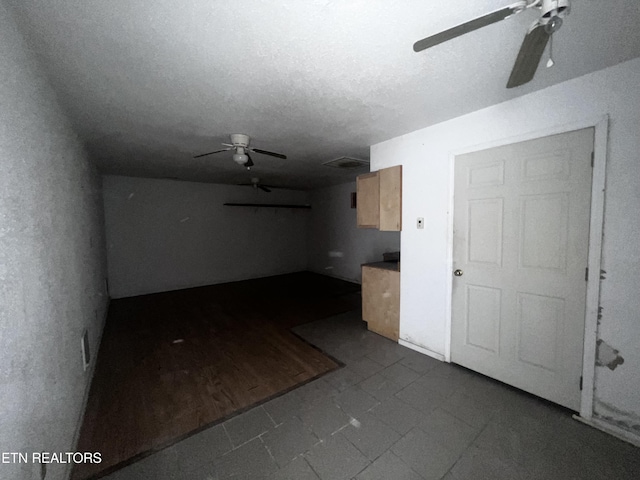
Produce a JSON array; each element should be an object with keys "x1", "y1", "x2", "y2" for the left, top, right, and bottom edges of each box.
[
  {"x1": 379, "y1": 165, "x2": 402, "y2": 231},
  {"x1": 357, "y1": 172, "x2": 380, "y2": 228},
  {"x1": 362, "y1": 266, "x2": 400, "y2": 341}
]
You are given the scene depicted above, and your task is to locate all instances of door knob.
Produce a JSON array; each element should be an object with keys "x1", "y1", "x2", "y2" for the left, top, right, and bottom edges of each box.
[{"x1": 454, "y1": 269, "x2": 463, "y2": 277}]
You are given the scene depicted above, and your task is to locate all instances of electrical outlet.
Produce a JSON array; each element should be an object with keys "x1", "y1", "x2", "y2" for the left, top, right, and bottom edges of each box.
[{"x1": 417, "y1": 217, "x2": 424, "y2": 229}]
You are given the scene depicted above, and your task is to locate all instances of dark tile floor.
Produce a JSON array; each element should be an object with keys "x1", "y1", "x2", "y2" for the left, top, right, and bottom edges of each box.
[{"x1": 104, "y1": 311, "x2": 640, "y2": 480}]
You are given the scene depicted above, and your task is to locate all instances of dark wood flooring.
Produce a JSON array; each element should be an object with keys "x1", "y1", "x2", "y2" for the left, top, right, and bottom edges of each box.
[{"x1": 73, "y1": 272, "x2": 361, "y2": 479}]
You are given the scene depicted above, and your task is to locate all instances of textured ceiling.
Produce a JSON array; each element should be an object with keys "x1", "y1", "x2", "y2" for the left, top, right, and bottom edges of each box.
[{"x1": 8, "y1": 0, "x2": 640, "y2": 189}]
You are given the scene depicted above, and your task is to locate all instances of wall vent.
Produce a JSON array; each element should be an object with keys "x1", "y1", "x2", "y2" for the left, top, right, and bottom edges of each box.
[{"x1": 322, "y1": 157, "x2": 370, "y2": 169}]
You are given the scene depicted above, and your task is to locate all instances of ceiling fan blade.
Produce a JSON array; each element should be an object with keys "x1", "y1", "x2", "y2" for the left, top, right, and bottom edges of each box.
[
  {"x1": 193, "y1": 148, "x2": 230, "y2": 159},
  {"x1": 250, "y1": 148, "x2": 287, "y2": 159},
  {"x1": 258, "y1": 185, "x2": 271, "y2": 193},
  {"x1": 506, "y1": 22, "x2": 550, "y2": 88},
  {"x1": 413, "y1": 4, "x2": 523, "y2": 52}
]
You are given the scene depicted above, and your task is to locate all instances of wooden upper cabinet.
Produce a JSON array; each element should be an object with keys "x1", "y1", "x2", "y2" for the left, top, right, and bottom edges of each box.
[
  {"x1": 356, "y1": 172, "x2": 380, "y2": 228},
  {"x1": 379, "y1": 165, "x2": 402, "y2": 231},
  {"x1": 357, "y1": 165, "x2": 402, "y2": 231}
]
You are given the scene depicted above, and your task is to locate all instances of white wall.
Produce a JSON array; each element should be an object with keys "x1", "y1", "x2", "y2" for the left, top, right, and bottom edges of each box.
[
  {"x1": 307, "y1": 181, "x2": 400, "y2": 283},
  {"x1": 103, "y1": 175, "x2": 310, "y2": 298},
  {"x1": 0, "y1": 2, "x2": 109, "y2": 479},
  {"x1": 371, "y1": 58, "x2": 640, "y2": 435}
]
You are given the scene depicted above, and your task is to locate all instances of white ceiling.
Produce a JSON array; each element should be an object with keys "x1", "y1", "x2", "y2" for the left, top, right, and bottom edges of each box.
[{"x1": 8, "y1": 0, "x2": 640, "y2": 189}]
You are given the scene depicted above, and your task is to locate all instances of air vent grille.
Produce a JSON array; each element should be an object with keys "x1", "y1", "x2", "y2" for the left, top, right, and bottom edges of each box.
[{"x1": 322, "y1": 157, "x2": 370, "y2": 169}]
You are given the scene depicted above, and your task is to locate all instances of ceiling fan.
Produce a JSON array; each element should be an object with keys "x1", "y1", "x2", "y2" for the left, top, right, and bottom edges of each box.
[
  {"x1": 238, "y1": 177, "x2": 279, "y2": 193},
  {"x1": 413, "y1": 0, "x2": 570, "y2": 88},
  {"x1": 194, "y1": 134, "x2": 287, "y2": 170}
]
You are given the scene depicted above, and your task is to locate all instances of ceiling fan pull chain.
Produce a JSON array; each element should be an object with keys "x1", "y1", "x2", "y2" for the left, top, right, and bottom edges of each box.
[{"x1": 546, "y1": 33, "x2": 555, "y2": 68}]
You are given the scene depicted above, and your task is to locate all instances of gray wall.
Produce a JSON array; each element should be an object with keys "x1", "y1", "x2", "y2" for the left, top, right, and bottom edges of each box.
[
  {"x1": 307, "y1": 181, "x2": 400, "y2": 284},
  {"x1": 103, "y1": 175, "x2": 310, "y2": 298},
  {"x1": 0, "y1": 2, "x2": 109, "y2": 479}
]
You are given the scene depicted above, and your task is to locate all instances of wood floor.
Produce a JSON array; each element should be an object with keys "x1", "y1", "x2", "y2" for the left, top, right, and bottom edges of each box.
[{"x1": 73, "y1": 272, "x2": 360, "y2": 479}]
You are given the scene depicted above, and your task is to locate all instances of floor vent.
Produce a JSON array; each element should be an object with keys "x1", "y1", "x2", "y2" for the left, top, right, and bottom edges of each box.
[{"x1": 322, "y1": 157, "x2": 370, "y2": 169}]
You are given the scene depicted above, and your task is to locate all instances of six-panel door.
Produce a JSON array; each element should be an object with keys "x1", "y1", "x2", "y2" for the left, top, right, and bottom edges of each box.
[{"x1": 451, "y1": 128, "x2": 594, "y2": 411}]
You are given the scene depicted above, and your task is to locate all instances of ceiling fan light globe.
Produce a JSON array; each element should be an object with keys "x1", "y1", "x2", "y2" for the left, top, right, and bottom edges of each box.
[
  {"x1": 544, "y1": 14, "x2": 562, "y2": 33},
  {"x1": 233, "y1": 153, "x2": 249, "y2": 165}
]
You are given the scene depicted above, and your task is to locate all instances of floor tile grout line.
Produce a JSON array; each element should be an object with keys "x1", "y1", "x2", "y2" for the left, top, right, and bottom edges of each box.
[
  {"x1": 260, "y1": 415, "x2": 324, "y2": 470},
  {"x1": 220, "y1": 423, "x2": 271, "y2": 453},
  {"x1": 263, "y1": 408, "x2": 279, "y2": 428},
  {"x1": 220, "y1": 424, "x2": 234, "y2": 454},
  {"x1": 261, "y1": 437, "x2": 279, "y2": 466},
  {"x1": 301, "y1": 454, "x2": 323, "y2": 480},
  {"x1": 337, "y1": 418, "x2": 407, "y2": 472},
  {"x1": 388, "y1": 449, "x2": 430, "y2": 480},
  {"x1": 438, "y1": 408, "x2": 495, "y2": 480},
  {"x1": 438, "y1": 400, "x2": 503, "y2": 431}
]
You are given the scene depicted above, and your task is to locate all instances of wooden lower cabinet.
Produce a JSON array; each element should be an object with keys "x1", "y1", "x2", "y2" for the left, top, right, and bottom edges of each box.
[{"x1": 362, "y1": 265, "x2": 400, "y2": 341}]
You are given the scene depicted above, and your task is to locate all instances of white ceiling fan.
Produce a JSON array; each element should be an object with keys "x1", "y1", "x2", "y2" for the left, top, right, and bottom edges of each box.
[
  {"x1": 194, "y1": 134, "x2": 287, "y2": 170},
  {"x1": 413, "y1": 0, "x2": 570, "y2": 88}
]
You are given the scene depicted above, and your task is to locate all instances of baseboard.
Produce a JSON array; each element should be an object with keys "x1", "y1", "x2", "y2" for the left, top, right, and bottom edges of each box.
[
  {"x1": 110, "y1": 270, "x2": 331, "y2": 299},
  {"x1": 66, "y1": 299, "x2": 110, "y2": 479},
  {"x1": 573, "y1": 414, "x2": 640, "y2": 448},
  {"x1": 307, "y1": 269, "x2": 362, "y2": 286},
  {"x1": 398, "y1": 339, "x2": 446, "y2": 362}
]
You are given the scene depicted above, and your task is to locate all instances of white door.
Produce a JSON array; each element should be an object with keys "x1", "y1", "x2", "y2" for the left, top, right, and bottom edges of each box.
[{"x1": 451, "y1": 128, "x2": 594, "y2": 411}]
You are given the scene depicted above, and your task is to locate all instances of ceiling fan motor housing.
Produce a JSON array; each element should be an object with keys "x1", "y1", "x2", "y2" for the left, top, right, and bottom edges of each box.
[
  {"x1": 230, "y1": 134, "x2": 250, "y2": 147},
  {"x1": 541, "y1": 0, "x2": 570, "y2": 19}
]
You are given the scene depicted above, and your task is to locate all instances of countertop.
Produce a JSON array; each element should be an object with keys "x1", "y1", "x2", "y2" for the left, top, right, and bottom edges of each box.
[{"x1": 362, "y1": 261, "x2": 400, "y2": 272}]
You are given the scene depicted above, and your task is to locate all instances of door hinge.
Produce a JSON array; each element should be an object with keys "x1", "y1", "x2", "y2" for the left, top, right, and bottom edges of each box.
[
  {"x1": 580, "y1": 376, "x2": 583, "y2": 391},
  {"x1": 591, "y1": 151, "x2": 594, "y2": 167},
  {"x1": 585, "y1": 267, "x2": 589, "y2": 281}
]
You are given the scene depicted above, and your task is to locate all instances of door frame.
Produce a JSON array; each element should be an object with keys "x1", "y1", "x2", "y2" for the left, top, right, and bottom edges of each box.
[{"x1": 444, "y1": 115, "x2": 608, "y2": 420}]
